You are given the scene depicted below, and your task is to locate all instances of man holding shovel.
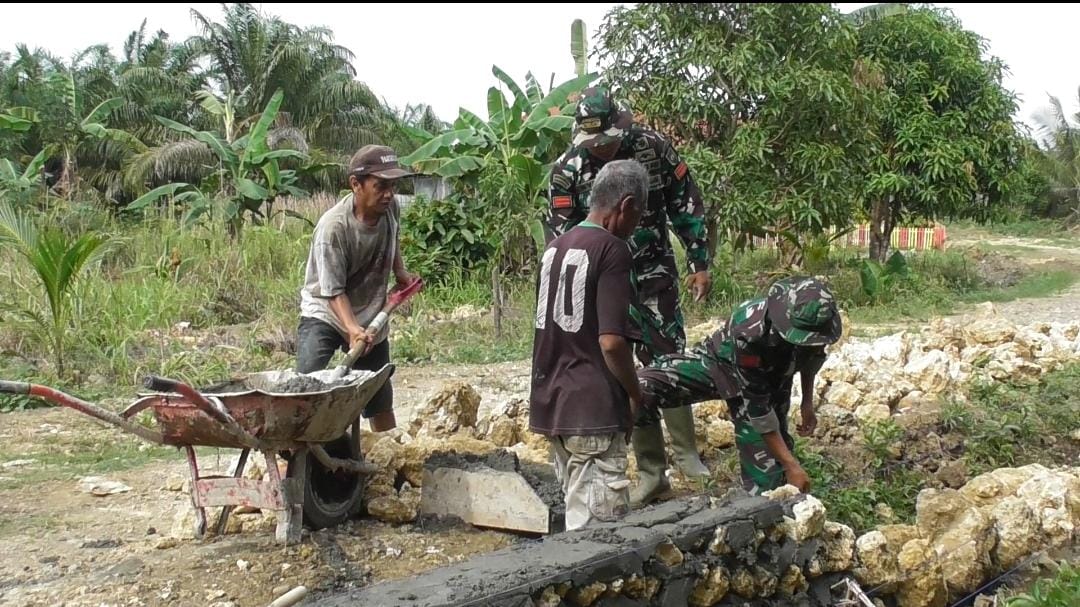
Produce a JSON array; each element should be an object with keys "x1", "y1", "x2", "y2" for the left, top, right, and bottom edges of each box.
[{"x1": 296, "y1": 144, "x2": 418, "y2": 432}]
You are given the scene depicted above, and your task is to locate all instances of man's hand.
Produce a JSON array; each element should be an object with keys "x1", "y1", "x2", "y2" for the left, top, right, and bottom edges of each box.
[
  {"x1": 685, "y1": 271, "x2": 711, "y2": 302},
  {"x1": 347, "y1": 326, "x2": 374, "y2": 354},
  {"x1": 797, "y1": 403, "x2": 818, "y2": 437},
  {"x1": 395, "y1": 270, "x2": 419, "y2": 290},
  {"x1": 784, "y1": 462, "x2": 812, "y2": 493},
  {"x1": 627, "y1": 396, "x2": 643, "y2": 441}
]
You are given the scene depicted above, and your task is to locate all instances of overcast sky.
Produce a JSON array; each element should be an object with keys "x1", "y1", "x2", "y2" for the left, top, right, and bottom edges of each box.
[{"x1": 2, "y1": 3, "x2": 1076, "y2": 134}]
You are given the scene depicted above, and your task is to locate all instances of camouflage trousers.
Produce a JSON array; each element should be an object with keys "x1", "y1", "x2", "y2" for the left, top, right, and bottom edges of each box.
[
  {"x1": 550, "y1": 433, "x2": 631, "y2": 531},
  {"x1": 638, "y1": 355, "x2": 795, "y2": 494},
  {"x1": 630, "y1": 285, "x2": 686, "y2": 365}
]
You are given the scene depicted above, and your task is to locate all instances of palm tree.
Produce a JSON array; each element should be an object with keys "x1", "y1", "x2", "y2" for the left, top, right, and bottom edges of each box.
[
  {"x1": 189, "y1": 3, "x2": 399, "y2": 154},
  {"x1": 1033, "y1": 88, "x2": 1080, "y2": 222}
]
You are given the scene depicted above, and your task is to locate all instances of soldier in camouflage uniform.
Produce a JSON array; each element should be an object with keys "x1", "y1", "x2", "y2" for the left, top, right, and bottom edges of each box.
[
  {"x1": 636, "y1": 277, "x2": 843, "y2": 494},
  {"x1": 545, "y1": 86, "x2": 714, "y2": 506}
]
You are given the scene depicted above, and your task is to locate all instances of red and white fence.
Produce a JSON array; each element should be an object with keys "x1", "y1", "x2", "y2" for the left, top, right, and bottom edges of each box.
[{"x1": 750, "y1": 225, "x2": 947, "y2": 251}]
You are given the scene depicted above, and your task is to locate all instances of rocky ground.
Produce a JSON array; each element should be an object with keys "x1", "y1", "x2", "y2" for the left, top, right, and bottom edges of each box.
[{"x1": 0, "y1": 231, "x2": 1077, "y2": 607}]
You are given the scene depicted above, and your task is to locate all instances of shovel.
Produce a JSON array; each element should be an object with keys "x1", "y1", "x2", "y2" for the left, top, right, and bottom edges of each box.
[{"x1": 328, "y1": 277, "x2": 424, "y2": 380}]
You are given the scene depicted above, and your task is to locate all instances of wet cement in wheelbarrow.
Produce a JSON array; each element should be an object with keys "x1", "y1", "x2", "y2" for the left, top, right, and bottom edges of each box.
[
  {"x1": 201, "y1": 371, "x2": 354, "y2": 394},
  {"x1": 424, "y1": 450, "x2": 565, "y2": 525}
]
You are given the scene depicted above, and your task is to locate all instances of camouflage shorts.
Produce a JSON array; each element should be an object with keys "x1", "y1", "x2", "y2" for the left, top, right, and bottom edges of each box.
[{"x1": 637, "y1": 354, "x2": 795, "y2": 494}]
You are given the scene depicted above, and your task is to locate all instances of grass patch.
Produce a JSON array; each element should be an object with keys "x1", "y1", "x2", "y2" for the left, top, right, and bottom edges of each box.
[
  {"x1": 957, "y1": 269, "x2": 1077, "y2": 304},
  {"x1": 978, "y1": 218, "x2": 1074, "y2": 239},
  {"x1": 796, "y1": 426, "x2": 922, "y2": 534},
  {"x1": 1004, "y1": 563, "x2": 1080, "y2": 607},
  {"x1": 941, "y1": 363, "x2": 1080, "y2": 475}
]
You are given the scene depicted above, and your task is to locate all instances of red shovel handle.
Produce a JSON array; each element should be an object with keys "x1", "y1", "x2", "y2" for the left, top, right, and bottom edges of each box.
[{"x1": 387, "y1": 277, "x2": 424, "y2": 310}]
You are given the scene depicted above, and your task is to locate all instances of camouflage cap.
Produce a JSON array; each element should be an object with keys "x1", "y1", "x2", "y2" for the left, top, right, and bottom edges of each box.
[
  {"x1": 572, "y1": 86, "x2": 626, "y2": 150},
  {"x1": 766, "y1": 276, "x2": 842, "y2": 346}
]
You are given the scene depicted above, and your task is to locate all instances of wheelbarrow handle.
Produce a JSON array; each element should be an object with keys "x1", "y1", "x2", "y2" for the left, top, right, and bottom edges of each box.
[
  {"x1": 0, "y1": 380, "x2": 165, "y2": 444},
  {"x1": 143, "y1": 375, "x2": 180, "y2": 393},
  {"x1": 0, "y1": 380, "x2": 30, "y2": 395}
]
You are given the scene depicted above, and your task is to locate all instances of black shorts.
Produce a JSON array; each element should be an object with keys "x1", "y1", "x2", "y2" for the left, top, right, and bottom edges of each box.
[{"x1": 295, "y1": 316, "x2": 393, "y2": 418}]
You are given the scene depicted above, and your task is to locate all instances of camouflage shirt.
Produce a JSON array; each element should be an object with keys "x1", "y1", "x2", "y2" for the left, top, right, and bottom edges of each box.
[
  {"x1": 544, "y1": 125, "x2": 710, "y2": 297},
  {"x1": 697, "y1": 298, "x2": 827, "y2": 434}
]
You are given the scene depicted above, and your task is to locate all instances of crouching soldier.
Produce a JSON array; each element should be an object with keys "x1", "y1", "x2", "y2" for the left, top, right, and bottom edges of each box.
[{"x1": 636, "y1": 276, "x2": 843, "y2": 495}]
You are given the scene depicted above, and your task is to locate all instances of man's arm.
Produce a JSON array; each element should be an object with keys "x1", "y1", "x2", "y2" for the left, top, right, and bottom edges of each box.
[
  {"x1": 544, "y1": 155, "x2": 586, "y2": 244},
  {"x1": 600, "y1": 334, "x2": 643, "y2": 420},
  {"x1": 329, "y1": 294, "x2": 370, "y2": 352},
  {"x1": 796, "y1": 347, "x2": 827, "y2": 437},
  {"x1": 596, "y1": 242, "x2": 645, "y2": 423},
  {"x1": 735, "y1": 341, "x2": 811, "y2": 492},
  {"x1": 661, "y1": 141, "x2": 711, "y2": 300}
]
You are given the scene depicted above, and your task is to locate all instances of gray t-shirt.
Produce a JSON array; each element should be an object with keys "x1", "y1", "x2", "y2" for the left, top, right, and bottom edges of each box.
[{"x1": 300, "y1": 194, "x2": 399, "y2": 343}]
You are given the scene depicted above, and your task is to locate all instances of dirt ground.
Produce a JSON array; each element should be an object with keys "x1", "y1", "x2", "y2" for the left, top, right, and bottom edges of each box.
[{"x1": 1, "y1": 230, "x2": 1077, "y2": 607}]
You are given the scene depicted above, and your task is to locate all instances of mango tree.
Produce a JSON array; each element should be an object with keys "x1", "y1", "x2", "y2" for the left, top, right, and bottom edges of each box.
[
  {"x1": 595, "y1": 3, "x2": 878, "y2": 263},
  {"x1": 400, "y1": 67, "x2": 597, "y2": 334},
  {"x1": 854, "y1": 6, "x2": 1023, "y2": 261}
]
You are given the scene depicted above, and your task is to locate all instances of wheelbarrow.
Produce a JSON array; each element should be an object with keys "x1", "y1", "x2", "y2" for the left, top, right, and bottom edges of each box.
[{"x1": 0, "y1": 365, "x2": 392, "y2": 544}]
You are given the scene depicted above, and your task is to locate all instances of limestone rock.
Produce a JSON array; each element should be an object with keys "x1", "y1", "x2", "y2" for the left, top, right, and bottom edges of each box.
[
  {"x1": 895, "y1": 539, "x2": 947, "y2": 607},
  {"x1": 408, "y1": 381, "x2": 481, "y2": 438},
  {"x1": 991, "y1": 497, "x2": 1044, "y2": 570},
  {"x1": 689, "y1": 567, "x2": 729, "y2": 606},
  {"x1": 653, "y1": 541, "x2": 684, "y2": 568},
  {"x1": 704, "y1": 420, "x2": 736, "y2": 449},
  {"x1": 367, "y1": 486, "x2": 420, "y2": 524},
  {"x1": 779, "y1": 565, "x2": 808, "y2": 597},
  {"x1": 784, "y1": 495, "x2": 826, "y2": 542},
  {"x1": 916, "y1": 488, "x2": 973, "y2": 539},
  {"x1": 824, "y1": 381, "x2": 862, "y2": 410},
  {"x1": 1015, "y1": 468, "x2": 1080, "y2": 548},
  {"x1": 566, "y1": 581, "x2": 606, "y2": 606},
  {"x1": 854, "y1": 531, "x2": 897, "y2": 588},
  {"x1": 818, "y1": 521, "x2": 856, "y2": 573},
  {"x1": 730, "y1": 568, "x2": 756, "y2": 598},
  {"x1": 931, "y1": 507, "x2": 995, "y2": 599},
  {"x1": 855, "y1": 404, "x2": 891, "y2": 425},
  {"x1": 904, "y1": 351, "x2": 952, "y2": 394}
]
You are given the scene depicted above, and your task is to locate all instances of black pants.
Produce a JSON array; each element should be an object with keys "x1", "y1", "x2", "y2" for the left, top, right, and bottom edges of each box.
[{"x1": 295, "y1": 316, "x2": 393, "y2": 418}]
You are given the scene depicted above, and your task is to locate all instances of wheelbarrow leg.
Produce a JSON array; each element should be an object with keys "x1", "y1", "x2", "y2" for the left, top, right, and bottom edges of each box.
[
  {"x1": 215, "y1": 447, "x2": 250, "y2": 536},
  {"x1": 267, "y1": 449, "x2": 305, "y2": 545},
  {"x1": 185, "y1": 446, "x2": 207, "y2": 538}
]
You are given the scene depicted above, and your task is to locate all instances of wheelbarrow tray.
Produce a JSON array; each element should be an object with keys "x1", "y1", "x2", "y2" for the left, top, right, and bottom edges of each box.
[{"x1": 126, "y1": 365, "x2": 393, "y2": 449}]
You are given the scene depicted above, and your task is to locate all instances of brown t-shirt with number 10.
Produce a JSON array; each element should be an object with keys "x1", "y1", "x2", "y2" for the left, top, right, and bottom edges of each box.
[{"x1": 529, "y1": 222, "x2": 641, "y2": 437}]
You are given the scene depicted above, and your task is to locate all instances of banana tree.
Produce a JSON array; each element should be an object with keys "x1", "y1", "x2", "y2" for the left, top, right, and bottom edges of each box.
[
  {"x1": 0, "y1": 147, "x2": 53, "y2": 202},
  {"x1": 126, "y1": 89, "x2": 308, "y2": 236},
  {"x1": 48, "y1": 70, "x2": 146, "y2": 197},
  {"x1": 571, "y1": 19, "x2": 588, "y2": 77},
  {"x1": 401, "y1": 67, "x2": 597, "y2": 334}
]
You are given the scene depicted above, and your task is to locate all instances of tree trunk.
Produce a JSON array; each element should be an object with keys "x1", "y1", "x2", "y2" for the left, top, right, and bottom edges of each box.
[
  {"x1": 869, "y1": 196, "x2": 896, "y2": 263},
  {"x1": 59, "y1": 147, "x2": 77, "y2": 200},
  {"x1": 491, "y1": 262, "x2": 503, "y2": 338}
]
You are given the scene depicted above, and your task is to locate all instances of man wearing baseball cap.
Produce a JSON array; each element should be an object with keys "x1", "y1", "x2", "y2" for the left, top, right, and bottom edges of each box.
[
  {"x1": 296, "y1": 144, "x2": 419, "y2": 433},
  {"x1": 635, "y1": 276, "x2": 843, "y2": 495},
  {"x1": 545, "y1": 85, "x2": 714, "y2": 506}
]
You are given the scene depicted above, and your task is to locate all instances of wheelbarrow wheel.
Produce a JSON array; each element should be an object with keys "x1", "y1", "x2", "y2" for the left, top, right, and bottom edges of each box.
[{"x1": 286, "y1": 431, "x2": 364, "y2": 530}]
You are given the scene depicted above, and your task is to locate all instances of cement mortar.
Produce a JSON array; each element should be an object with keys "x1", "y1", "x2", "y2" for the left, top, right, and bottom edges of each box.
[{"x1": 320, "y1": 495, "x2": 845, "y2": 607}]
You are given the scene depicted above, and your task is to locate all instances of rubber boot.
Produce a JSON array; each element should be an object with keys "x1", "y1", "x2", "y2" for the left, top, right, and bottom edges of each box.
[
  {"x1": 664, "y1": 405, "x2": 710, "y2": 479},
  {"x1": 630, "y1": 421, "x2": 672, "y2": 507}
]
